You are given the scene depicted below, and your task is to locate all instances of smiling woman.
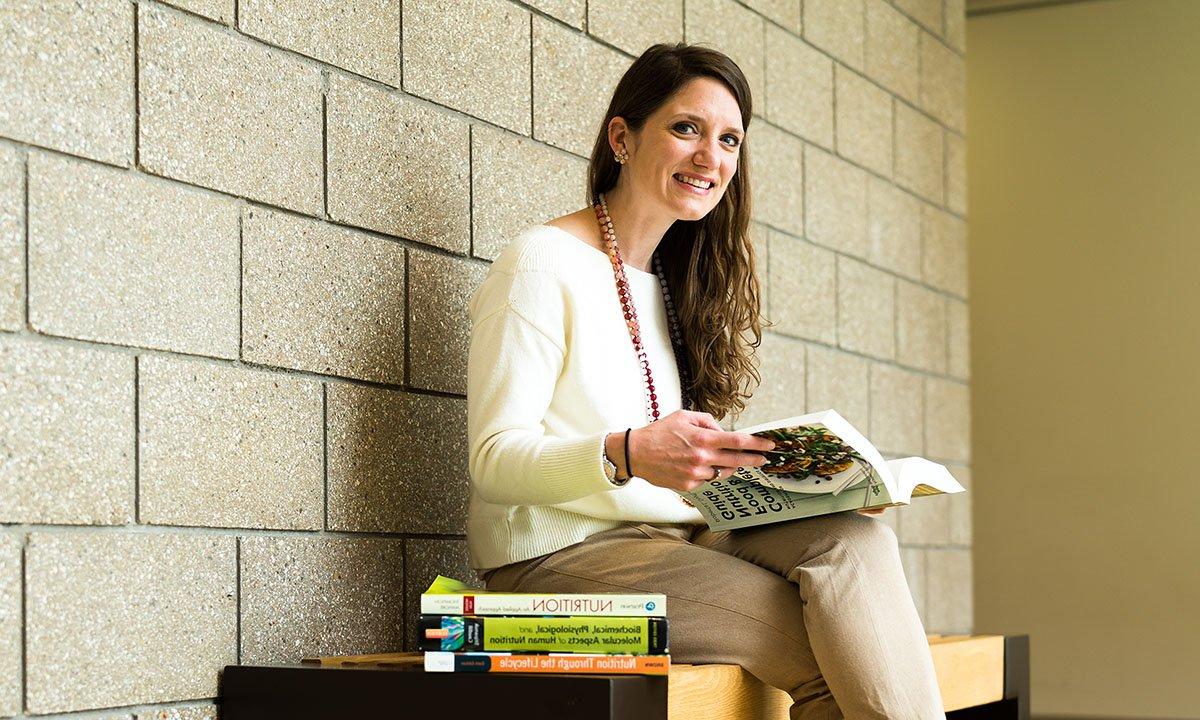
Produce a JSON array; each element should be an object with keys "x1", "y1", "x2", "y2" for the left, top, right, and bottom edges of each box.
[
  {"x1": 465, "y1": 44, "x2": 946, "y2": 720},
  {"x1": 598, "y1": 80, "x2": 745, "y2": 240}
]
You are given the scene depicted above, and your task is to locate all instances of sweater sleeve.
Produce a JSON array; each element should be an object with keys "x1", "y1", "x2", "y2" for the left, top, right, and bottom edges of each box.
[{"x1": 466, "y1": 267, "x2": 620, "y2": 507}]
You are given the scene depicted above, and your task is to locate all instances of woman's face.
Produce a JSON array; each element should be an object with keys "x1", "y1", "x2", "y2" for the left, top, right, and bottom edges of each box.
[{"x1": 617, "y1": 76, "x2": 745, "y2": 222}]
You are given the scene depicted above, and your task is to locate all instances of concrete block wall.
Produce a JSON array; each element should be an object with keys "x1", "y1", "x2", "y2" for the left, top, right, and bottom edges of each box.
[{"x1": 0, "y1": 0, "x2": 968, "y2": 715}]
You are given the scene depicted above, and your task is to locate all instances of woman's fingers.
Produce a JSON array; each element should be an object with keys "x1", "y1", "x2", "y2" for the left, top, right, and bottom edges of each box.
[
  {"x1": 695, "y1": 429, "x2": 776, "y2": 454},
  {"x1": 712, "y1": 450, "x2": 772, "y2": 469},
  {"x1": 719, "y1": 430, "x2": 776, "y2": 453}
]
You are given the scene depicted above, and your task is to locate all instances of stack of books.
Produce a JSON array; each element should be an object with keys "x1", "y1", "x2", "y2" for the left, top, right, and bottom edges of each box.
[{"x1": 419, "y1": 575, "x2": 671, "y2": 675}]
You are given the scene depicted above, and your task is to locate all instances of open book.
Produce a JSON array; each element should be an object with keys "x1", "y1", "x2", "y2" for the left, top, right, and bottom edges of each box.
[{"x1": 679, "y1": 409, "x2": 965, "y2": 531}]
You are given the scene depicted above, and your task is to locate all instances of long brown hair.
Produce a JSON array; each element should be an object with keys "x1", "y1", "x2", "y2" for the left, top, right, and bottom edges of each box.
[{"x1": 588, "y1": 44, "x2": 765, "y2": 423}]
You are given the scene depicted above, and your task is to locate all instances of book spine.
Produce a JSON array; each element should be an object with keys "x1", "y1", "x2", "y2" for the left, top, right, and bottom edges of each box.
[
  {"x1": 424, "y1": 651, "x2": 670, "y2": 675},
  {"x1": 418, "y1": 614, "x2": 669, "y2": 655},
  {"x1": 420, "y1": 593, "x2": 666, "y2": 617}
]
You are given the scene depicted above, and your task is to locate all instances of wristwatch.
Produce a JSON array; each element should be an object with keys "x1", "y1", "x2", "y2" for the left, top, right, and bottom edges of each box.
[{"x1": 602, "y1": 446, "x2": 630, "y2": 486}]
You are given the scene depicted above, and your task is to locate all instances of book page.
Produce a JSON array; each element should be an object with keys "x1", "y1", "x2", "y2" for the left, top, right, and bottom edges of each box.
[{"x1": 883, "y1": 457, "x2": 966, "y2": 502}]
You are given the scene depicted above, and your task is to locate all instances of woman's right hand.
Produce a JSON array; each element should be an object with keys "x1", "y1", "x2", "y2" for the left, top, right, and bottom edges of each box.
[{"x1": 624, "y1": 410, "x2": 777, "y2": 492}]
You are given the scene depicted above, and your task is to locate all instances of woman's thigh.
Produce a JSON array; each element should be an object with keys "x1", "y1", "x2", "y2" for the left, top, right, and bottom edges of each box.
[
  {"x1": 486, "y1": 522, "x2": 822, "y2": 692},
  {"x1": 693, "y1": 511, "x2": 904, "y2": 591}
]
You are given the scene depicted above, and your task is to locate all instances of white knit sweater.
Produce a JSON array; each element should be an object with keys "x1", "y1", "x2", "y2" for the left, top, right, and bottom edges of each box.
[{"x1": 466, "y1": 224, "x2": 704, "y2": 571}]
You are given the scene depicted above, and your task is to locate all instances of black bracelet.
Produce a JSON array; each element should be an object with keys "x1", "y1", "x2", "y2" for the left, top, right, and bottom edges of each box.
[{"x1": 623, "y1": 427, "x2": 633, "y2": 479}]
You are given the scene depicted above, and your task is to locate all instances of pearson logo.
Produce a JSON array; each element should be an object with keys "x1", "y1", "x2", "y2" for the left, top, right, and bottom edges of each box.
[{"x1": 645, "y1": 601, "x2": 656, "y2": 612}]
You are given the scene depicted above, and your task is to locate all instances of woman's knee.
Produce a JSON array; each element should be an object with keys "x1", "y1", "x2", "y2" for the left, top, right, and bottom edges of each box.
[{"x1": 820, "y1": 511, "x2": 899, "y2": 557}]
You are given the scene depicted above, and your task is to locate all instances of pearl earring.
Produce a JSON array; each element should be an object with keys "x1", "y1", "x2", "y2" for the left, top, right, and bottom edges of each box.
[{"x1": 614, "y1": 147, "x2": 629, "y2": 165}]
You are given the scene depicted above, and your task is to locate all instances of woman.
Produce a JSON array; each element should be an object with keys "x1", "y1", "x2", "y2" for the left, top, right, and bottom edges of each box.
[{"x1": 465, "y1": 43, "x2": 946, "y2": 719}]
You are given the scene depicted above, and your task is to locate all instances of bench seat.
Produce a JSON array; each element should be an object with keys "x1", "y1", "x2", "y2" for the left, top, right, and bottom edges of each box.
[{"x1": 668, "y1": 634, "x2": 1009, "y2": 718}]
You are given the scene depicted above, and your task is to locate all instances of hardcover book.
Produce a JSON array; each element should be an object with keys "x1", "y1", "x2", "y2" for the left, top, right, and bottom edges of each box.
[
  {"x1": 421, "y1": 575, "x2": 667, "y2": 617},
  {"x1": 418, "y1": 614, "x2": 669, "y2": 654},
  {"x1": 680, "y1": 409, "x2": 966, "y2": 531},
  {"x1": 424, "y1": 651, "x2": 671, "y2": 675}
]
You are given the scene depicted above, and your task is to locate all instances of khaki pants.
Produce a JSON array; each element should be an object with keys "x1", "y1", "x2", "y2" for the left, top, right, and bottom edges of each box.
[{"x1": 481, "y1": 512, "x2": 946, "y2": 720}]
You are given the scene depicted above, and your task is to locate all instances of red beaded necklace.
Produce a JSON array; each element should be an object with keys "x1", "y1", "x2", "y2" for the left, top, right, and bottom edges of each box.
[{"x1": 593, "y1": 193, "x2": 694, "y2": 423}]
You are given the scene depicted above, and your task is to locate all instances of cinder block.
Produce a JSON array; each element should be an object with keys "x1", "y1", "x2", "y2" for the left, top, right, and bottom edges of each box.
[
  {"x1": 327, "y1": 384, "x2": 469, "y2": 534},
  {"x1": 743, "y1": 0, "x2": 801, "y2": 33},
  {"x1": 25, "y1": 532, "x2": 236, "y2": 713},
  {"x1": 159, "y1": 0, "x2": 233, "y2": 23},
  {"x1": 471, "y1": 126, "x2": 587, "y2": 261},
  {"x1": 751, "y1": 123, "x2": 804, "y2": 236},
  {"x1": 895, "y1": 101, "x2": 944, "y2": 204},
  {"x1": 919, "y1": 32, "x2": 966, "y2": 133},
  {"x1": 409, "y1": 250, "x2": 490, "y2": 394},
  {"x1": 946, "y1": 130, "x2": 967, "y2": 216},
  {"x1": 736, "y1": 331, "x2": 805, "y2": 429},
  {"x1": 866, "y1": 175, "x2": 921, "y2": 280},
  {"x1": 404, "y1": 538, "x2": 480, "y2": 650},
  {"x1": 802, "y1": 0, "x2": 864, "y2": 71},
  {"x1": 924, "y1": 376, "x2": 969, "y2": 463},
  {"x1": 684, "y1": 0, "x2": 765, "y2": 106},
  {"x1": 946, "y1": 0, "x2": 966, "y2": 52},
  {"x1": 947, "y1": 297, "x2": 969, "y2": 380},
  {"x1": 533, "y1": 16, "x2": 631, "y2": 157},
  {"x1": 327, "y1": 75, "x2": 470, "y2": 253},
  {"x1": 403, "y1": 0, "x2": 531, "y2": 134},
  {"x1": 865, "y1": 0, "x2": 919, "y2": 104},
  {"x1": 869, "y1": 362, "x2": 923, "y2": 456},
  {"x1": 0, "y1": 145, "x2": 22, "y2": 332},
  {"x1": 764, "y1": 26, "x2": 833, "y2": 147},
  {"x1": 588, "y1": 0, "x2": 683, "y2": 55},
  {"x1": 28, "y1": 153, "x2": 240, "y2": 358},
  {"x1": 0, "y1": 335, "x2": 134, "y2": 525},
  {"x1": 527, "y1": 0, "x2": 585, "y2": 27},
  {"x1": 837, "y1": 256, "x2": 894, "y2": 360},
  {"x1": 767, "y1": 231, "x2": 835, "y2": 344},
  {"x1": 893, "y1": 0, "x2": 942, "y2": 36},
  {"x1": 241, "y1": 206, "x2": 406, "y2": 384},
  {"x1": 896, "y1": 278, "x2": 947, "y2": 374},
  {"x1": 835, "y1": 65, "x2": 893, "y2": 178},
  {"x1": 240, "y1": 0, "x2": 400, "y2": 85},
  {"x1": 136, "y1": 706, "x2": 217, "y2": 720},
  {"x1": 0, "y1": 0, "x2": 133, "y2": 165},
  {"x1": 926, "y1": 548, "x2": 972, "y2": 633},
  {"x1": 138, "y1": 354, "x2": 323, "y2": 530},
  {"x1": 752, "y1": 222, "x2": 768, "y2": 314},
  {"x1": 240, "y1": 536, "x2": 404, "y2": 664},
  {"x1": 806, "y1": 145, "x2": 868, "y2": 258},
  {"x1": 0, "y1": 534, "x2": 18, "y2": 717},
  {"x1": 899, "y1": 492, "x2": 953, "y2": 546},
  {"x1": 138, "y1": 5, "x2": 323, "y2": 214},
  {"x1": 805, "y1": 343, "x2": 869, "y2": 432},
  {"x1": 922, "y1": 203, "x2": 968, "y2": 298}
]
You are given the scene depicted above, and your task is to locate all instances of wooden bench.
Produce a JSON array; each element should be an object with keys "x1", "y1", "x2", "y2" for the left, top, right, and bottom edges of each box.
[
  {"x1": 667, "y1": 634, "x2": 1028, "y2": 719},
  {"x1": 219, "y1": 634, "x2": 1028, "y2": 719}
]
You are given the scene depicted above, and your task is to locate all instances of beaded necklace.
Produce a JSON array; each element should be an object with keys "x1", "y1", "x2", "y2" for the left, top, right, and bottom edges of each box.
[{"x1": 593, "y1": 193, "x2": 694, "y2": 423}]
